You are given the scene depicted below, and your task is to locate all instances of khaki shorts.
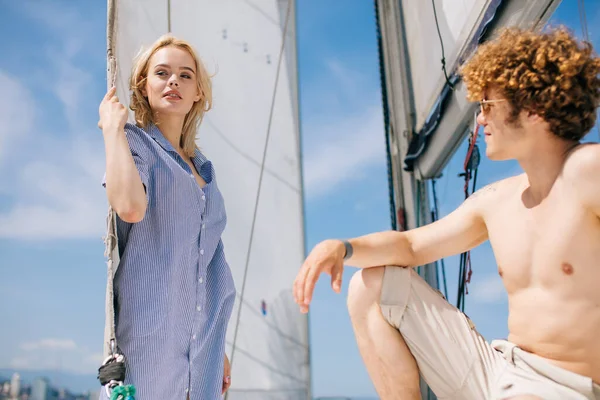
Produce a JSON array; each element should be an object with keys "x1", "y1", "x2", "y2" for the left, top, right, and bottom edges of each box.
[{"x1": 380, "y1": 266, "x2": 600, "y2": 400}]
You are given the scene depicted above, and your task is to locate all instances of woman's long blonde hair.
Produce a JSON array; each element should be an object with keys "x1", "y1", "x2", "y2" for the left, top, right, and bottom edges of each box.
[{"x1": 129, "y1": 34, "x2": 213, "y2": 157}]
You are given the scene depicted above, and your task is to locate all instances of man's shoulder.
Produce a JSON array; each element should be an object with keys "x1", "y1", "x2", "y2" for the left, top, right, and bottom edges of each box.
[
  {"x1": 563, "y1": 143, "x2": 600, "y2": 181},
  {"x1": 454, "y1": 175, "x2": 523, "y2": 220},
  {"x1": 468, "y1": 174, "x2": 524, "y2": 204},
  {"x1": 562, "y1": 143, "x2": 600, "y2": 212}
]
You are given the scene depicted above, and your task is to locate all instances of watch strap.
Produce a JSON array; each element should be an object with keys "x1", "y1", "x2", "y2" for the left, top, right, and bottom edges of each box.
[{"x1": 342, "y1": 240, "x2": 353, "y2": 261}]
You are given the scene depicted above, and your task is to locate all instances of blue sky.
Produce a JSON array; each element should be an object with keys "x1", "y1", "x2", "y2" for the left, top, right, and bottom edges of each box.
[{"x1": 0, "y1": 0, "x2": 599, "y2": 397}]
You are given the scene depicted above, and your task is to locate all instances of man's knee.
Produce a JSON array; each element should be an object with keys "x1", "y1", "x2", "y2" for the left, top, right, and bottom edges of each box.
[{"x1": 347, "y1": 267, "x2": 385, "y2": 316}]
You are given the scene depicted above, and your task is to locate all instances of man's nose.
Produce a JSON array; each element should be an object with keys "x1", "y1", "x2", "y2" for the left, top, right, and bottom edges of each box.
[{"x1": 476, "y1": 110, "x2": 486, "y2": 126}]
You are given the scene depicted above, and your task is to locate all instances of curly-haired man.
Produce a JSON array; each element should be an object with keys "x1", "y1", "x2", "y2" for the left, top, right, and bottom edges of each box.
[{"x1": 293, "y1": 27, "x2": 600, "y2": 399}]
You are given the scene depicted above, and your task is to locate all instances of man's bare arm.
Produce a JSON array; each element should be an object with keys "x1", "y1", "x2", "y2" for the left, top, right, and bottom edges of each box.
[
  {"x1": 566, "y1": 143, "x2": 600, "y2": 217},
  {"x1": 293, "y1": 182, "x2": 497, "y2": 311},
  {"x1": 346, "y1": 183, "x2": 493, "y2": 269}
]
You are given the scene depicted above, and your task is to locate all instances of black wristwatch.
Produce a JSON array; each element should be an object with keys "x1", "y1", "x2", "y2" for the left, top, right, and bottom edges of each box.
[{"x1": 342, "y1": 240, "x2": 353, "y2": 261}]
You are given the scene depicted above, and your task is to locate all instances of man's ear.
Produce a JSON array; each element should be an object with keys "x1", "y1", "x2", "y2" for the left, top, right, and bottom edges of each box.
[{"x1": 526, "y1": 110, "x2": 544, "y2": 124}]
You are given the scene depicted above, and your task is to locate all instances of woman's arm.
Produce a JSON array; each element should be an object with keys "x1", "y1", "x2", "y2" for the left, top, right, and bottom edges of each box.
[{"x1": 100, "y1": 87, "x2": 147, "y2": 223}]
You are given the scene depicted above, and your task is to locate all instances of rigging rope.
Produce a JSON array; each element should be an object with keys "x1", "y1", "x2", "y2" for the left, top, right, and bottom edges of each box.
[
  {"x1": 456, "y1": 121, "x2": 481, "y2": 312},
  {"x1": 431, "y1": 0, "x2": 454, "y2": 90},
  {"x1": 430, "y1": 179, "x2": 448, "y2": 300},
  {"x1": 100, "y1": 1, "x2": 136, "y2": 398},
  {"x1": 577, "y1": 0, "x2": 590, "y2": 43},
  {"x1": 374, "y1": 0, "x2": 399, "y2": 232},
  {"x1": 226, "y1": 1, "x2": 293, "y2": 392}
]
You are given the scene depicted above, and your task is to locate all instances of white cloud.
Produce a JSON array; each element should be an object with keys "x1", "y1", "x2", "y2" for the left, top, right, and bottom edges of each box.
[
  {"x1": 0, "y1": 64, "x2": 108, "y2": 240},
  {"x1": 302, "y1": 57, "x2": 386, "y2": 199},
  {"x1": 49, "y1": 54, "x2": 93, "y2": 129},
  {"x1": 21, "y1": 338, "x2": 77, "y2": 352},
  {"x1": 9, "y1": 357, "x2": 30, "y2": 370},
  {"x1": 0, "y1": 145, "x2": 107, "y2": 239},
  {"x1": 18, "y1": 0, "x2": 94, "y2": 130},
  {"x1": 470, "y1": 273, "x2": 507, "y2": 304},
  {"x1": 9, "y1": 338, "x2": 102, "y2": 373},
  {"x1": 0, "y1": 72, "x2": 35, "y2": 161},
  {"x1": 303, "y1": 106, "x2": 385, "y2": 198},
  {"x1": 16, "y1": 1, "x2": 85, "y2": 35},
  {"x1": 0, "y1": 3, "x2": 108, "y2": 240},
  {"x1": 325, "y1": 59, "x2": 370, "y2": 99},
  {"x1": 354, "y1": 202, "x2": 366, "y2": 211},
  {"x1": 0, "y1": 133, "x2": 108, "y2": 239}
]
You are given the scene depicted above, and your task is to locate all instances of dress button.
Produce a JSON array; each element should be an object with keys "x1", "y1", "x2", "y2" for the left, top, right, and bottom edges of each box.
[
  {"x1": 200, "y1": 249, "x2": 204, "y2": 255},
  {"x1": 199, "y1": 277, "x2": 204, "y2": 283},
  {"x1": 196, "y1": 305, "x2": 202, "y2": 312}
]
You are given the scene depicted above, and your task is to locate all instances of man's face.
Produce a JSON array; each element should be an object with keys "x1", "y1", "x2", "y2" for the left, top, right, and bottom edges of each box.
[{"x1": 477, "y1": 89, "x2": 528, "y2": 161}]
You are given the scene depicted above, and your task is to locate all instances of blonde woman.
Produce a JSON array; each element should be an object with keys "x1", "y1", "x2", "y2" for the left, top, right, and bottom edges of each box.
[{"x1": 98, "y1": 35, "x2": 235, "y2": 399}]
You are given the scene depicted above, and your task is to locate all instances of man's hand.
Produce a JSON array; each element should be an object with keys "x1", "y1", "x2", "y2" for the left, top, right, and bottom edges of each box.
[
  {"x1": 222, "y1": 353, "x2": 231, "y2": 394},
  {"x1": 293, "y1": 239, "x2": 345, "y2": 313}
]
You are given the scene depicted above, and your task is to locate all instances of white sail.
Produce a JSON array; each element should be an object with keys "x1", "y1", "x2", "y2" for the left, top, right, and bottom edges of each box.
[
  {"x1": 401, "y1": 0, "x2": 490, "y2": 132},
  {"x1": 108, "y1": 1, "x2": 309, "y2": 398}
]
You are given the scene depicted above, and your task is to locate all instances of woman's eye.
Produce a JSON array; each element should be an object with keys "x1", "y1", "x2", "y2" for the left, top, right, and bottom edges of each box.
[{"x1": 181, "y1": 74, "x2": 191, "y2": 79}]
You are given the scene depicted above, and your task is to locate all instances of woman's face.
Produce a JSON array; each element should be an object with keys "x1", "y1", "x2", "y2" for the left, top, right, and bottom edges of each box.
[{"x1": 143, "y1": 46, "x2": 201, "y2": 118}]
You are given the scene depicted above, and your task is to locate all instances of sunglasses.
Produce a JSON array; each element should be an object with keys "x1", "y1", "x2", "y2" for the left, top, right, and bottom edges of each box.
[{"x1": 479, "y1": 98, "x2": 507, "y2": 114}]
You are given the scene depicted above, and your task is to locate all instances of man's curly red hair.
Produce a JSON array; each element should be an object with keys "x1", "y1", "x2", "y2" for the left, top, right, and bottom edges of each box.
[{"x1": 460, "y1": 26, "x2": 600, "y2": 141}]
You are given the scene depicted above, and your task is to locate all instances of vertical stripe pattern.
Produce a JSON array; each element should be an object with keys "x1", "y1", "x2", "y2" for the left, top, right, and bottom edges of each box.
[{"x1": 101, "y1": 123, "x2": 236, "y2": 400}]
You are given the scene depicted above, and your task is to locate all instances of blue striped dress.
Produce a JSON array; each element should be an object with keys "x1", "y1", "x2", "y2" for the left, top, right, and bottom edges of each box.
[{"x1": 101, "y1": 122, "x2": 236, "y2": 399}]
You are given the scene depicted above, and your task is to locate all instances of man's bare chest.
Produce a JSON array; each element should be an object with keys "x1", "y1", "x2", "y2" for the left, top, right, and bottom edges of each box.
[{"x1": 483, "y1": 192, "x2": 599, "y2": 292}]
